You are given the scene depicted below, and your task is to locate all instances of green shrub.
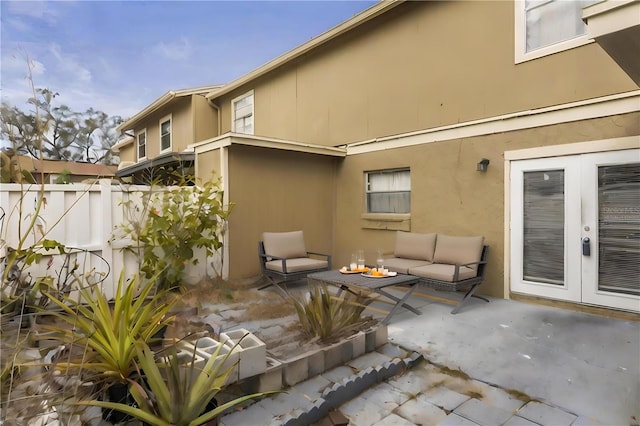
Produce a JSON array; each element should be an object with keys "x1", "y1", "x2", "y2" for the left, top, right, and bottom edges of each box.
[{"x1": 114, "y1": 174, "x2": 233, "y2": 290}]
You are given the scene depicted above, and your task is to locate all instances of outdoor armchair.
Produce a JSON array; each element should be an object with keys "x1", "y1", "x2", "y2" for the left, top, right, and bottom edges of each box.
[{"x1": 258, "y1": 230, "x2": 331, "y2": 291}]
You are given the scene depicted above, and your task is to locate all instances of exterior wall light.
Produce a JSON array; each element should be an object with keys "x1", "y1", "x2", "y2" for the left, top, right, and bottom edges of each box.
[{"x1": 477, "y1": 158, "x2": 490, "y2": 172}]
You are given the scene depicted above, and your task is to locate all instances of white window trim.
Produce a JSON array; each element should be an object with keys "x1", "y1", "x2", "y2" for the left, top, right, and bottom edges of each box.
[
  {"x1": 514, "y1": 0, "x2": 595, "y2": 64},
  {"x1": 137, "y1": 129, "x2": 147, "y2": 162},
  {"x1": 159, "y1": 114, "x2": 172, "y2": 153},
  {"x1": 231, "y1": 90, "x2": 254, "y2": 135}
]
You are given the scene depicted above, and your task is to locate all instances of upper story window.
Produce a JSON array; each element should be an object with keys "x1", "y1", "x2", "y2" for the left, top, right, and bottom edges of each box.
[
  {"x1": 137, "y1": 129, "x2": 146, "y2": 161},
  {"x1": 232, "y1": 91, "x2": 254, "y2": 135},
  {"x1": 366, "y1": 169, "x2": 411, "y2": 214},
  {"x1": 515, "y1": 0, "x2": 598, "y2": 63},
  {"x1": 160, "y1": 115, "x2": 172, "y2": 152}
]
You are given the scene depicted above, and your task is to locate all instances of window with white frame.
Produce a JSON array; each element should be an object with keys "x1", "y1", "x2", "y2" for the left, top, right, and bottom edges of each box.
[
  {"x1": 515, "y1": 0, "x2": 598, "y2": 63},
  {"x1": 366, "y1": 169, "x2": 411, "y2": 214},
  {"x1": 137, "y1": 129, "x2": 146, "y2": 161},
  {"x1": 160, "y1": 115, "x2": 172, "y2": 152},
  {"x1": 232, "y1": 91, "x2": 254, "y2": 135}
]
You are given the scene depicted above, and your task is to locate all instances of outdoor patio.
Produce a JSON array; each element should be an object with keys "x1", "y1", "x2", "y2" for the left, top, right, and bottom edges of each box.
[{"x1": 219, "y1": 283, "x2": 640, "y2": 426}]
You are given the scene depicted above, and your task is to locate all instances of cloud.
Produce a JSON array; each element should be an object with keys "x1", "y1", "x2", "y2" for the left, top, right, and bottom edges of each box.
[
  {"x1": 49, "y1": 43, "x2": 92, "y2": 83},
  {"x1": 5, "y1": 17, "x2": 32, "y2": 32},
  {"x1": 1, "y1": 53, "x2": 45, "y2": 76},
  {"x1": 6, "y1": 1, "x2": 59, "y2": 26},
  {"x1": 152, "y1": 37, "x2": 193, "y2": 61}
]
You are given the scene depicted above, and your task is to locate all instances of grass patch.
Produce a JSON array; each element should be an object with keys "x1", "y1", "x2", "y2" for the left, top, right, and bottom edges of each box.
[{"x1": 234, "y1": 300, "x2": 296, "y2": 321}]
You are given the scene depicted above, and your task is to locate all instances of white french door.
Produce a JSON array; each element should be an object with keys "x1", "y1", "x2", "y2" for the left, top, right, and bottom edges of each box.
[{"x1": 510, "y1": 149, "x2": 640, "y2": 312}]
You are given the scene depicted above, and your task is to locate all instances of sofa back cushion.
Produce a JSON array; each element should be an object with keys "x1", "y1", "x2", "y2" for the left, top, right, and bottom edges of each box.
[
  {"x1": 394, "y1": 231, "x2": 437, "y2": 261},
  {"x1": 433, "y1": 234, "x2": 484, "y2": 270},
  {"x1": 262, "y1": 231, "x2": 307, "y2": 259}
]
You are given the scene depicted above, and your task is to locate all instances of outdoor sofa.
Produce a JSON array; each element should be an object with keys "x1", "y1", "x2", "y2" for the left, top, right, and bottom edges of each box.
[{"x1": 384, "y1": 231, "x2": 489, "y2": 314}]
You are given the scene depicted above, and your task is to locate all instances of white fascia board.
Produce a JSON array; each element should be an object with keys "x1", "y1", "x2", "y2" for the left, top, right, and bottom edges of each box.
[
  {"x1": 583, "y1": 0, "x2": 639, "y2": 36},
  {"x1": 192, "y1": 133, "x2": 347, "y2": 157},
  {"x1": 347, "y1": 90, "x2": 640, "y2": 155}
]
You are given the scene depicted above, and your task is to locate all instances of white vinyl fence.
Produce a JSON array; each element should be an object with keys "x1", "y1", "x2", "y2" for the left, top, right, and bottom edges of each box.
[{"x1": 1, "y1": 180, "x2": 151, "y2": 300}]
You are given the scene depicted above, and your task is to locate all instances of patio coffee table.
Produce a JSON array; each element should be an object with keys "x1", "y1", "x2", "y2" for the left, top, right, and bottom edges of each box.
[{"x1": 307, "y1": 270, "x2": 421, "y2": 324}]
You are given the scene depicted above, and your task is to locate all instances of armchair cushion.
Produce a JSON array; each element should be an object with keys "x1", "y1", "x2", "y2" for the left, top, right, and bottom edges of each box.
[
  {"x1": 265, "y1": 258, "x2": 329, "y2": 273},
  {"x1": 262, "y1": 231, "x2": 307, "y2": 259},
  {"x1": 433, "y1": 234, "x2": 484, "y2": 271},
  {"x1": 394, "y1": 231, "x2": 437, "y2": 261}
]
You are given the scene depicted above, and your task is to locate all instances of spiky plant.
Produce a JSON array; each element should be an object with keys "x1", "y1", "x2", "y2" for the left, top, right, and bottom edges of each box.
[
  {"x1": 291, "y1": 282, "x2": 376, "y2": 343},
  {"x1": 77, "y1": 341, "x2": 277, "y2": 426},
  {"x1": 40, "y1": 269, "x2": 176, "y2": 384}
]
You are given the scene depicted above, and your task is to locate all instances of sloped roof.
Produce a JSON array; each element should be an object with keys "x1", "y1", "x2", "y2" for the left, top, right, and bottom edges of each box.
[
  {"x1": 118, "y1": 84, "x2": 224, "y2": 132},
  {"x1": 111, "y1": 135, "x2": 134, "y2": 153},
  {"x1": 205, "y1": 0, "x2": 404, "y2": 100},
  {"x1": 17, "y1": 155, "x2": 117, "y2": 177}
]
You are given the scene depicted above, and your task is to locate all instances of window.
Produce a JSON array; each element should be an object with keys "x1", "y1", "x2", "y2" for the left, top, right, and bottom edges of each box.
[
  {"x1": 160, "y1": 115, "x2": 171, "y2": 152},
  {"x1": 137, "y1": 129, "x2": 146, "y2": 161},
  {"x1": 515, "y1": 0, "x2": 597, "y2": 63},
  {"x1": 232, "y1": 91, "x2": 254, "y2": 134},
  {"x1": 366, "y1": 169, "x2": 411, "y2": 214}
]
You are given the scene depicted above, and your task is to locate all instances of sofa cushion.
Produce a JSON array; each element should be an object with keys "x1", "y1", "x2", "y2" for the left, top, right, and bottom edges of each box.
[
  {"x1": 262, "y1": 231, "x2": 307, "y2": 259},
  {"x1": 433, "y1": 234, "x2": 484, "y2": 271},
  {"x1": 383, "y1": 257, "x2": 432, "y2": 274},
  {"x1": 265, "y1": 258, "x2": 328, "y2": 273},
  {"x1": 394, "y1": 231, "x2": 437, "y2": 261},
  {"x1": 409, "y1": 263, "x2": 477, "y2": 282}
]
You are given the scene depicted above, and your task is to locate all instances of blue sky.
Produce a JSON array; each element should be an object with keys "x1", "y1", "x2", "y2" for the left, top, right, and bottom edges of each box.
[{"x1": 1, "y1": 0, "x2": 376, "y2": 120}]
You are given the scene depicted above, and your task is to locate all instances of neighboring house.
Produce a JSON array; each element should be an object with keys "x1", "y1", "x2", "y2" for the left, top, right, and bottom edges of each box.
[
  {"x1": 126, "y1": 0, "x2": 640, "y2": 315},
  {"x1": 114, "y1": 85, "x2": 223, "y2": 184},
  {"x1": 11, "y1": 155, "x2": 117, "y2": 184}
]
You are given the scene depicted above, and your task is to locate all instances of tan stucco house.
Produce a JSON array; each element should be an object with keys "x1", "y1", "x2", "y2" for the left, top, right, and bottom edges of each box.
[
  {"x1": 113, "y1": 85, "x2": 223, "y2": 183},
  {"x1": 118, "y1": 0, "x2": 640, "y2": 315}
]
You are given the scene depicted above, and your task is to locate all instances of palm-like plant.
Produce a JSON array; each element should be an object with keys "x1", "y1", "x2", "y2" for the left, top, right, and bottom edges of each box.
[
  {"x1": 78, "y1": 341, "x2": 276, "y2": 426},
  {"x1": 41, "y1": 270, "x2": 176, "y2": 383},
  {"x1": 292, "y1": 282, "x2": 376, "y2": 342}
]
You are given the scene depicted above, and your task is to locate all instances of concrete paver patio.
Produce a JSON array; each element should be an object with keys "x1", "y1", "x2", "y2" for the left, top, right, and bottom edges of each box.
[{"x1": 221, "y1": 285, "x2": 639, "y2": 426}]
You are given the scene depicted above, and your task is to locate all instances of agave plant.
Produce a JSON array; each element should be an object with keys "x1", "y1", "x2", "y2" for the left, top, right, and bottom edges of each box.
[
  {"x1": 291, "y1": 281, "x2": 376, "y2": 342},
  {"x1": 78, "y1": 341, "x2": 277, "y2": 426},
  {"x1": 40, "y1": 269, "x2": 177, "y2": 383}
]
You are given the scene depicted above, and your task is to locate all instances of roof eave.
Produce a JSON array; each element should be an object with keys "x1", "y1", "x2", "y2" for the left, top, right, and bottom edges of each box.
[
  {"x1": 205, "y1": 0, "x2": 405, "y2": 101},
  {"x1": 117, "y1": 85, "x2": 224, "y2": 132},
  {"x1": 117, "y1": 92, "x2": 175, "y2": 133},
  {"x1": 192, "y1": 133, "x2": 347, "y2": 157}
]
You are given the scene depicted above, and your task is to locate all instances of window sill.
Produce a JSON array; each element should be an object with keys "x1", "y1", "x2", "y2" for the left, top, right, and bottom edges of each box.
[{"x1": 360, "y1": 213, "x2": 411, "y2": 231}]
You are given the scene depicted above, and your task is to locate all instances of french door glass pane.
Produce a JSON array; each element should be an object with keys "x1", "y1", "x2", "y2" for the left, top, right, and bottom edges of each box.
[
  {"x1": 522, "y1": 170, "x2": 565, "y2": 285},
  {"x1": 598, "y1": 163, "x2": 640, "y2": 295}
]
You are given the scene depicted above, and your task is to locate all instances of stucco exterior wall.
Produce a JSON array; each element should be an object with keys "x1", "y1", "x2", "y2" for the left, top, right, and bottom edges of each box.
[
  {"x1": 132, "y1": 97, "x2": 193, "y2": 160},
  {"x1": 195, "y1": 147, "x2": 221, "y2": 182},
  {"x1": 117, "y1": 144, "x2": 135, "y2": 164},
  {"x1": 225, "y1": 145, "x2": 337, "y2": 279},
  {"x1": 332, "y1": 112, "x2": 640, "y2": 298},
  {"x1": 192, "y1": 95, "x2": 219, "y2": 144},
  {"x1": 214, "y1": 1, "x2": 636, "y2": 146}
]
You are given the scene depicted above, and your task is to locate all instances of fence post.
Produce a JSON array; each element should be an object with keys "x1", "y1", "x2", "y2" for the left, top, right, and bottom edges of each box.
[{"x1": 100, "y1": 179, "x2": 115, "y2": 295}]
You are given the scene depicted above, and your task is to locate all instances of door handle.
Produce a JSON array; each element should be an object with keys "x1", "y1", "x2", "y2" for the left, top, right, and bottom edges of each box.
[{"x1": 582, "y1": 237, "x2": 591, "y2": 256}]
